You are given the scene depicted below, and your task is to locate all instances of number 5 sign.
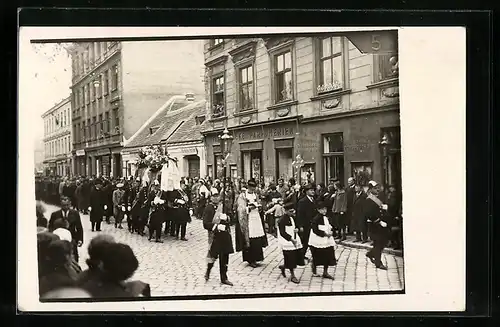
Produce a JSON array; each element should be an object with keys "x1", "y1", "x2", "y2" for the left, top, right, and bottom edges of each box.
[{"x1": 345, "y1": 30, "x2": 398, "y2": 54}]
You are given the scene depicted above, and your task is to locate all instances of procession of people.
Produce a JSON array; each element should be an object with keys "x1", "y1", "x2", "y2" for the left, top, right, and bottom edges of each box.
[{"x1": 35, "y1": 171, "x2": 403, "y2": 297}]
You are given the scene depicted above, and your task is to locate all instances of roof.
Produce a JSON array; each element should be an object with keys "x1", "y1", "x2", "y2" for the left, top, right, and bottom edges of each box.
[
  {"x1": 124, "y1": 96, "x2": 206, "y2": 149},
  {"x1": 166, "y1": 100, "x2": 207, "y2": 144}
]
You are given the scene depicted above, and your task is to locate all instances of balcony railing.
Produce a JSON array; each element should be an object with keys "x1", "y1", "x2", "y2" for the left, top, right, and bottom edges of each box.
[{"x1": 74, "y1": 132, "x2": 122, "y2": 150}]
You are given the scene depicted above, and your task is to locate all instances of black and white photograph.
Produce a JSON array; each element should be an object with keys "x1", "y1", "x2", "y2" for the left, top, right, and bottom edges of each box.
[{"x1": 18, "y1": 25, "x2": 466, "y2": 312}]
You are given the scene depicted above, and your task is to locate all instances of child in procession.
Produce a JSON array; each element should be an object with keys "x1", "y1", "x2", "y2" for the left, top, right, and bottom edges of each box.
[
  {"x1": 265, "y1": 198, "x2": 286, "y2": 238},
  {"x1": 309, "y1": 201, "x2": 337, "y2": 280},
  {"x1": 277, "y1": 212, "x2": 305, "y2": 284}
]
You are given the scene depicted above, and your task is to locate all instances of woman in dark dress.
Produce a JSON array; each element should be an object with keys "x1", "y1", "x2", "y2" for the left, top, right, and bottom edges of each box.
[{"x1": 308, "y1": 201, "x2": 337, "y2": 280}]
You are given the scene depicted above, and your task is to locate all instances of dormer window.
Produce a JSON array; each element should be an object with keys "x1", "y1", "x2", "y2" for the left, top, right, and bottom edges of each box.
[
  {"x1": 149, "y1": 126, "x2": 160, "y2": 135},
  {"x1": 195, "y1": 115, "x2": 206, "y2": 125}
]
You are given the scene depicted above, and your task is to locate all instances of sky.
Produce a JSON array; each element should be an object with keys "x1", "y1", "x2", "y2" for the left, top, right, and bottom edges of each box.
[{"x1": 20, "y1": 41, "x2": 72, "y2": 146}]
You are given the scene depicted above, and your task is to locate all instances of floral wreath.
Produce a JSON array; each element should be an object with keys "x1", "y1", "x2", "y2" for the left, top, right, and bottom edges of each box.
[{"x1": 136, "y1": 145, "x2": 178, "y2": 173}]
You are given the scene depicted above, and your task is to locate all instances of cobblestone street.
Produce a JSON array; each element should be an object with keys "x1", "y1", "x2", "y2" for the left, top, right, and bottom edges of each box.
[{"x1": 42, "y1": 203, "x2": 405, "y2": 297}]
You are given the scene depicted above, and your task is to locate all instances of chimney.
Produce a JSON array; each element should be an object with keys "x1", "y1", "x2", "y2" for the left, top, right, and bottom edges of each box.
[{"x1": 185, "y1": 93, "x2": 195, "y2": 102}]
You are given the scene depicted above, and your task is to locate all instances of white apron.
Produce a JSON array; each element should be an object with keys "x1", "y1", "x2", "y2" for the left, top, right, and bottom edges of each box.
[
  {"x1": 278, "y1": 216, "x2": 303, "y2": 251},
  {"x1": 308, "y1": 216, "x2": 336, "y2": 249},
  {"x1": 246, "y1": 192, "x2": 265, "y2": 239}
]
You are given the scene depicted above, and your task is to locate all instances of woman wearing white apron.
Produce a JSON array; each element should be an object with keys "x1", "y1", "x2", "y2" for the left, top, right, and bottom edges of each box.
[
  {"x1": 308, "y1": 201, "x2": 337, "y2": 279},
  {"x1": 235, "y1": 179, "x2": 268, "y2": 268},
  {"x1": 277, "y1": 213, "x2": 305, "y2": 283}
]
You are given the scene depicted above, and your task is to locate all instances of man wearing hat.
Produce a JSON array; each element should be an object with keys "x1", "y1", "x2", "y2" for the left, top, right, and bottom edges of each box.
[
  {"x1": 345, "y1": 177, "x2": 357, "y2": 235},
  {"x1": 364, "y1": 180, "x2": 390, "y2": 270},
  {"x1": 202, "y1": 187, "x2": 234, "y2": 286},
  {"x1": 112, "y1": 182, "x2": 125, "y2": 229},
  {"x1": 88, "y1": 179, "x2": 106, "y2": 232},
  {"x1": 296, "y1": 183, "x2": 317, "y2": 261}
]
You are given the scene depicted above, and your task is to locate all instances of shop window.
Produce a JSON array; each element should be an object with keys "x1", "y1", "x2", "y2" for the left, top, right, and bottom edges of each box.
[
  {"x1": 351, "y1": 161, "x2": 373, "y2": 187},
  {"x1": 301, "y1": 164, "x2": 316, "y2": 185},
  {"x1": 238, "y1": 65, "x2": 254, "y2": 111},
  {"x1": 322, "y1": 133, "x2": 345, "y2": 185},
  {"x1": 242, "y1": 151, "x2": 262, "y2": 182},
  {"x1": 212, "y1": 75, "x2": 225, "y2": 118},
  {"x1": 273, "y1": 50, "x2": 293, "y2": 103},
  {"x1": 317, "y1": 36, "x2": 345, "y2": 94},
  {"x1": 276, "y1": 148, "x2": 293, "y2": 182},
  {"x1": 207, "y1": 165, "x2": 213, "y2": 179}
]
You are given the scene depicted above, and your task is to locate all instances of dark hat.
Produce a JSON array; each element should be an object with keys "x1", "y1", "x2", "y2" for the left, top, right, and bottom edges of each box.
[
  {"x1": 94, "y1": 178, "x2": 103, "y2": 185},
  {"x1": 316, "y1": 201, "x2": 328, "y2": 210},
  {"x1": 247, "y1": 179, "x2": 257, "y2": 187},
  {"x1": 303, "y1": 183, "x2": 315, "y2": 191}
]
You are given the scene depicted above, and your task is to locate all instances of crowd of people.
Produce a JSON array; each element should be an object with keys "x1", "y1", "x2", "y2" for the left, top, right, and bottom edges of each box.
[{"x1": 35, "y1": 173, "x2": 403, "y2": 295}]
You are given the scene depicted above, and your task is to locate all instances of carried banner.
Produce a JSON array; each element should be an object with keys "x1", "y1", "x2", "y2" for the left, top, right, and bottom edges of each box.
[{"x1": 161, "y1": 161, "x2": 181, "y2": 191}]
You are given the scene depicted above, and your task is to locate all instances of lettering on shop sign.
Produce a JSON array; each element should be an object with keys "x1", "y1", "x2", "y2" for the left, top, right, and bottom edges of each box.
[
  {"x1": 234, "y1": 127, "x2": 295, "y2": 141},
  {"x1": 296, "y1": 140, "x2": 318, "y2": 151}
]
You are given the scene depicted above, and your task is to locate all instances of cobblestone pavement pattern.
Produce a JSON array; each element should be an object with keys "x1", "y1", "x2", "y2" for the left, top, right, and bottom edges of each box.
[{"x1": 42, "y1": 203, "x2": 405, "y2": 296}]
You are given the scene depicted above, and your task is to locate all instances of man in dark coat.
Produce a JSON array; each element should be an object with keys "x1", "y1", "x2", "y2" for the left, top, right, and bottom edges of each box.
[
  {"x1": 296, "y1": 183, "x2": 317, "y2": 261},
  {"x1": 48, "y1": 195, "x2": 84, "y2": 262},
  {"x1": 345, "y1": 177, "x2": 356, "y2": 235},
  {"x1": 364, "y1": 180, "x2": 390, "y2": 270},
  {"x1": 102, "y1": 179, "x2": 114, "y2": 224},
  {"x1": 203, "y1": 190, "x2": 234, "y2": 286},
  {"x1": 351, "y1": 184, "x2": 368, "y2": 243},
  {"x1": 89, "y1": 179, "x2": 106, "y2": 232}
]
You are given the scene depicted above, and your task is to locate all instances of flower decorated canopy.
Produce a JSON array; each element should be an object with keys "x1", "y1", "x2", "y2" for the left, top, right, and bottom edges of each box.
[{"x1": 136, "y1": 145, "x2": 178, "y2": 173}]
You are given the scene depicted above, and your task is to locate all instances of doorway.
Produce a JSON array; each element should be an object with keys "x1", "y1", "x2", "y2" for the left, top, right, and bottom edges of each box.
[
  {"x1": 241, "y1": 150, "x2": 263, "y2": 182},
  {"x1": 186, "y1": 155, "x2": 201, "y2": 178}
]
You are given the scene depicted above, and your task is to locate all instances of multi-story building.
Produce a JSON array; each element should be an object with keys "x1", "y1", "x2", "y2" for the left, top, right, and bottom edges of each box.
[
  {"x1": 201, "y1": 33, "x2": 401, "y2": 189},
  {"x1": 42, "y1": 96, "x2": 73, "y2": 177},
  {"x1": 67, "y1": 40, "x2": 205, "y2": 178}
]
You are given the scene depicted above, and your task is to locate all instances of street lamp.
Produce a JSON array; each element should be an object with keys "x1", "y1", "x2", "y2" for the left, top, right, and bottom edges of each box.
[
  {"x1": 379, "y1": 133, "x2": 392, "y2": 187},
  {"x1": 218, "y1": 128, "x2": 234, "y2": 214}
]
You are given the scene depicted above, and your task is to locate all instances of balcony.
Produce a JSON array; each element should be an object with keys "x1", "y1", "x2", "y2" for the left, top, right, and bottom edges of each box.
[{"x1": 74, "y1": 132, "x2": 122, "y2": 150}]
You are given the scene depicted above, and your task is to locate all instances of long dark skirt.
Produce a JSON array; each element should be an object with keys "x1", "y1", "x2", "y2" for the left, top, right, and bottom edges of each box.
[
  {"x1": 242, "y1": 237, "x2": 266, "y2": 263},
  {"x1": 310, "y1": 246, "x2": 337, "y2": 266},
  {"x1": 283, "y1": 249, "x2": 305, "y2": 270}
]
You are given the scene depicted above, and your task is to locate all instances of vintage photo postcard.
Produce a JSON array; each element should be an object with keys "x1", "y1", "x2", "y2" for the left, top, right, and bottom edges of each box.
[{"x1": 18, "y1": 26, "x2": 466, "y2": 312}]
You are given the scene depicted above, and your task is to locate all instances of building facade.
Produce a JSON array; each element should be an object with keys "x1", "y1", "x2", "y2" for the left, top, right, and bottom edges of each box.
[
  {"x1": 68, "y1": 40, "x2": 205, "y2": 178},
  {"x1": 122, "y1": 97, "x2": 207, "y2": 179},
  {"x1": 42, "y1": 97, "x2": 73, "y2": 177},
  {"x1": 201, "y1": 33, "x2": 401, "y2": 189}
]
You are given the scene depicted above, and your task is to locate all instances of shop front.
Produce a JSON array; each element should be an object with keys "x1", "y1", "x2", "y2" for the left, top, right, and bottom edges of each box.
[
  {"x1": 74, "y1": 149, "x2": 86, "y2": 176},
  {"x1": 163, "y1": 143, "x2": 206, "y2": 179},
  {"x1": 298, "y1": 108, "x2": 401, "y2": 188},
  {"x1": 204, "y1": 122, "x2": 298, "y2": 185},
  {"x1": 204, "y1": 108, "x2": 400, "y2": 188}
]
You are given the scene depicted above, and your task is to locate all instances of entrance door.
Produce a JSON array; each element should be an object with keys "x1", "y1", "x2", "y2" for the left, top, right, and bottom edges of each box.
[
  {"x1": 187, "y1": 155, "x2": 200, "y2": 178},
  {"x1": 242, "y1": 151, "x2": 263, "y2": 182}
]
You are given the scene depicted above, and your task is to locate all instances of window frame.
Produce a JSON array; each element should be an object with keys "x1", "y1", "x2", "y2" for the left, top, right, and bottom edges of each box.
[
  {"x1": 111, "y1": 64, "x2": 119, "y2": 92},
  {"x1": 322, "y1": 132, "x2": 345, "y2": 185},
  {"x1": 211, "y1": 74, "x2": 226, "y2": 118},
  {"x1": 373, "y1": 53, "x2": 399, "y2": 83},
  {"x1": 103, "y1": 70, "x2": 109, "y2": 96},
  {"x1": 237, "y1": 64, "x2": 256, "y2": 112},
  {"x1": 314, "y1": 36, "x2": 349, "y2": 96},
  {"x1": 272, "y1": 50, "x2": 294, "y2": 104}
]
